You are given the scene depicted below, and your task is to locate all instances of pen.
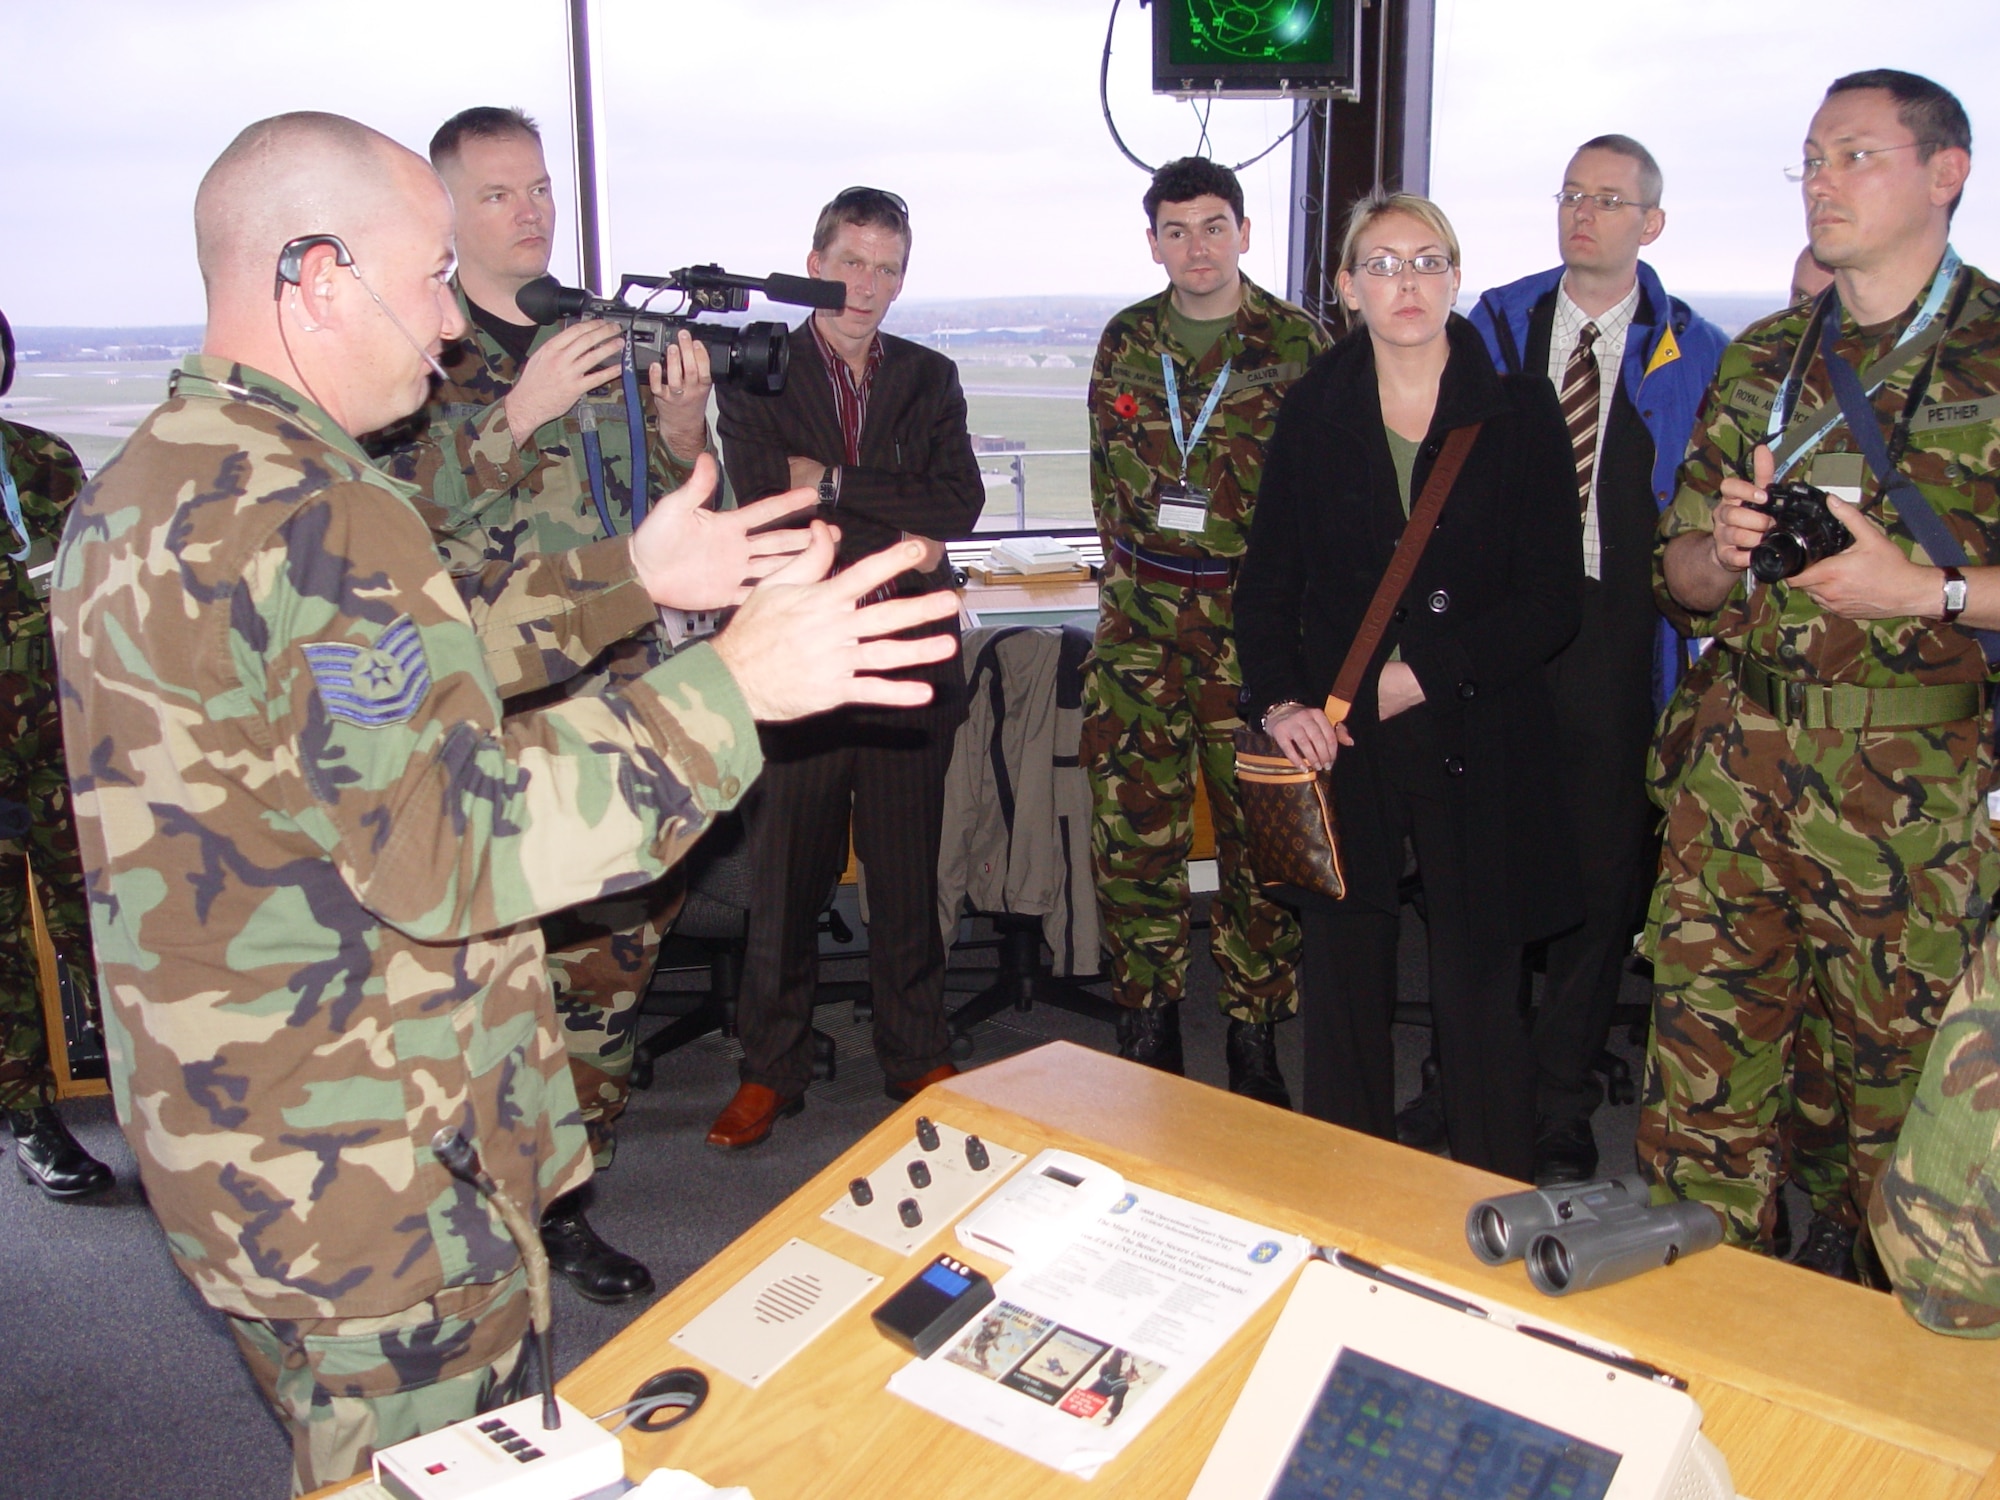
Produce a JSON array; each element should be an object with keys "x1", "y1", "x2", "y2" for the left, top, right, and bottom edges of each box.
[
  {"x1": 1329, "y1": 1248, "x2": 1489, "y2": 1320},
  {"x1": 1517, "y1": 1324, "x2": 1688, "y2": 1390}
]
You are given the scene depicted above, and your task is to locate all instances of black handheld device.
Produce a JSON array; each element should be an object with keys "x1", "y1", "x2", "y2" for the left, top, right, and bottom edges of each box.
[{"x1": 871, "y1": 1254, "x2": 996, "y2": 1359}]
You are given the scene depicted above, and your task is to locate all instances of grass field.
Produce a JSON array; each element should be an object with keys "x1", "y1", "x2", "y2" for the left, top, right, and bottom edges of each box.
[{"x1": 3, "y1": 350, "x2": 1101, "y2": 529}]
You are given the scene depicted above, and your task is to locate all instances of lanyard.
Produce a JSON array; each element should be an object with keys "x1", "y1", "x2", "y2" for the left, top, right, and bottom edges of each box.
[
  {"x1": 1766, "y1": 245, "x2": 1961, "y2": 479},
  {"x1": 2, "y1": 461, "x2": 27, "y2": 562},
  {"x1": 1160, "y1": 352, "x2": 1232, "y2": 483}
]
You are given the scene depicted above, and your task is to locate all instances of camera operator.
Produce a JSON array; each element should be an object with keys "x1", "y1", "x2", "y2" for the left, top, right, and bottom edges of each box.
[
  {"x1": 370, "y1": 106, "x2": 714, "y2": 1305},
  {"x1": 1644, "y1": 70, "x2": 1997, "y2": 1278}
]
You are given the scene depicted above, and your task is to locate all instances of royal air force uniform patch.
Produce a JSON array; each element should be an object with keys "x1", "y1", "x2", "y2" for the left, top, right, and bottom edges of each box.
[{"x1": 302, "y1": 614, "x2": 432, "y2": 727}]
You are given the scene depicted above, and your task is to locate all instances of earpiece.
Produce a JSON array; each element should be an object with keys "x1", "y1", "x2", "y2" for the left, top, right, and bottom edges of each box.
[{"x1": 274, "y1": 233, "x2": 355, "y2": 301}]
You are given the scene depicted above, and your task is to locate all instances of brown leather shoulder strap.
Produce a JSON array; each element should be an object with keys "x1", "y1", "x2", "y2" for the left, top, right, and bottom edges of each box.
[{"x1": 1325, "y1": 422, "x2": 1482, "y2": 724}]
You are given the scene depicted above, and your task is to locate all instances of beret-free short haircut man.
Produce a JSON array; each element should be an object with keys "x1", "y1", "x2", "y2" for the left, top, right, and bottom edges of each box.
[
  {"x1": 1573, "y1": 133, "x2": 1663, "y2": 207},
  {"x1": 810, "y1": 187, "x2": 913, "y2": 261},
  {"x1": 1826, "y1": 68, "x2": 1972, "y2": 215},
  {"x1": 430, "y1": 105, "x2": 542, "y2": 169},
  {"x1": 1144, "y1": 156, "x2": 1245, "y2": 227}
]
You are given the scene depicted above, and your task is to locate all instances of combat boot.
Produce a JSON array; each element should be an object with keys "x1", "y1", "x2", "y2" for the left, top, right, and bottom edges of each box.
[
  {"x1": 1115, "y1": 1004, "x2": 1184, "y2": 1076},
  {"x1": 10, "y1": 1106, "x2": 114, "y2": 1201},
  {"x1": 1225, "y1": 1020, "x2": 1291, "y2": 1109},
  {"x1": 540, "y1": 1190, "x2": 655, "y2": 1305}
]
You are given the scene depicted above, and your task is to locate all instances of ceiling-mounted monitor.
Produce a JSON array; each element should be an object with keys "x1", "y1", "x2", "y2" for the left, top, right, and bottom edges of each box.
[{"x1": 1152, "y1": 0, "x2": 1362, "y2": 100}]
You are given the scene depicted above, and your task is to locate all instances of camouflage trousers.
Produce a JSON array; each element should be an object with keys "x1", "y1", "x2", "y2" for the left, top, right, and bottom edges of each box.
[
  {"x1": 1638, "y1": 677, "x2": 1994, "y2": 1251},
  {"x1": 1081, "y1": 572, "x2": 1300, "y2": 1021},
  {"x1": 230, "y1": 1269, "x2": 530, "y2": 1494},
  {"x1": 0, "y1": 729, "x2": 94, "y2": 1112},
  {"x1": 544, "y1": 869, "x2": 684, "y2": 1169}
]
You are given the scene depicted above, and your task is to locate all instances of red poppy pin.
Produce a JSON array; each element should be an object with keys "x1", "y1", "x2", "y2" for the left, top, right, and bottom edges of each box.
[{"x1": 1113, "y1": 392, "x2": 1139, "y2": 420}]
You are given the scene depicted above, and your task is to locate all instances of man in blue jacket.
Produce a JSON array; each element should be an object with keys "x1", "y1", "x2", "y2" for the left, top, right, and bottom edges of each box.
[{"x1": 1467, "y1": 134, "x2": 1726, "y2": 1185}]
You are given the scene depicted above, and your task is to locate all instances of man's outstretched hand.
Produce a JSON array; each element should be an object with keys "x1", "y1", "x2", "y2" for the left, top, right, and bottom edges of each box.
[
  {"x1": 628, "y1": 454, "x2": 818, "y2": 611},
  {"x1": 713, "y1": 528, "x2": 960, "y2": 721}
]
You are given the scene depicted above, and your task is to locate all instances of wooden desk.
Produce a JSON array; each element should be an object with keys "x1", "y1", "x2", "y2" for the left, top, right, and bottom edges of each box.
[{"x1": 556, "y1": 1042, "x2": 2000, "y2": 1499}]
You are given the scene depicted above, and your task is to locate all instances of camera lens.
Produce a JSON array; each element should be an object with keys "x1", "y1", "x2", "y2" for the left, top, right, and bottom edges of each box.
[{"x1": 1750, "y1": 533, "x2": 1809, "y2": 583}]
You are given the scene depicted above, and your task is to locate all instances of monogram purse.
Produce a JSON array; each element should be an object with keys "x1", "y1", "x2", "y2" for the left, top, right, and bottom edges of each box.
[{"x1": 1235, "y1": 423, "x2": 1480, "y2": 899}]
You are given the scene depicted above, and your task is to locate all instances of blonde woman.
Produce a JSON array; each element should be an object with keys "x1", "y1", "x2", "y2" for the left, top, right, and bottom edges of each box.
[{"x1": 1234, "y1": 191, "x2": 1582, "y2": 1179}]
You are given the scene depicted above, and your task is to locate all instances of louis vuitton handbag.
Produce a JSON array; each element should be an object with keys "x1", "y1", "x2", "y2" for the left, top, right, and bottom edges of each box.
[{"x1": 1234, "y1": 423, "x2": 1480, "y2": 899}]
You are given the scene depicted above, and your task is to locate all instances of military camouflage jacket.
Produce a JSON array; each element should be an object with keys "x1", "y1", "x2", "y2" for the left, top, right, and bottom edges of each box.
[
  {"x1": 2, "y1": 418, "x2": 85, "y2": 867},
  {"x1": 52, "y1": 355, "x2": 761, "y2": 1323},
  {"x1": 1087, "y1": 277, "x2": 1329, "y2": 563},
  {"x1": 1872, "y1": 925, "x2": 2000, "y2": 1336},
  {"x1": 371, "y1": 282, "x2": 699, "y2": 574},
  {"x1": 1658, "y1": 261, "x2": 2000, "y2": 689}
]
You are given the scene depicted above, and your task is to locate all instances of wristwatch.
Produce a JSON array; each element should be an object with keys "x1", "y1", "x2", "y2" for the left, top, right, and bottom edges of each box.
[
  {"x1": 817, "y1": 465, "x2": 839, "y2": 507},
  {"x1": 1942, "y1": 565, "x2": 1968, "y2": 623}
]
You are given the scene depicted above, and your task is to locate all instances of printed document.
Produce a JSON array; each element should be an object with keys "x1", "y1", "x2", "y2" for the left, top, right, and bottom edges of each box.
[{"x1": 888, "y1": 1169, "x2": 1306, "y2": 1477}]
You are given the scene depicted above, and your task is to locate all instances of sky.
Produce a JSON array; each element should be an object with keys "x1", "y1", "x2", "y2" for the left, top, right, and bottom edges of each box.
[{"x1": 2, "y1": 0, "x2": 1998, "y2": 327}]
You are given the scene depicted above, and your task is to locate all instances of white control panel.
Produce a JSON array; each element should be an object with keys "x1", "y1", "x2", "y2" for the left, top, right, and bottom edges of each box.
[{"x1": 372, "y1": 1395, "x2": 624, "y2": 1500}]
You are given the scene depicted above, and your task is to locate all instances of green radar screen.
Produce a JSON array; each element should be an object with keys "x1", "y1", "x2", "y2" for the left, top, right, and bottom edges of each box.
[{"x1": 1170, "y1": 1, "x2": 1337, "y2": 66}]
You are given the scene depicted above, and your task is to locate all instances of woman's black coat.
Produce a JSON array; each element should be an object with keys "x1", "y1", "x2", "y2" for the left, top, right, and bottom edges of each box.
[{"x1": 1234, "y1": 314, "x2": 1584, "y2": 948}]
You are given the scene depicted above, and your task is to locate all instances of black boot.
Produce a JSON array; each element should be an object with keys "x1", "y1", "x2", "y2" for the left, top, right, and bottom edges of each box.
[
  {"x1": 1394, "y1": 1055, "x2": 1448, "y2": 1152},
  {"x1": 1115, "y1": 1004, "x2": 1184, "y2": 1076},
  {"x1": 1225, "y1": 1020, "x2": 1291, "y2": 1109},
  {"x1": 10, "y1": 1106, "x2": 113, "y2": 1201},
  {"x1": 1790, "y1": 1211, "x2": 1859, "y2": 1283},
  {"x1": 1531, "y1": 1116, "x2": 1599, "y2": 1188},
  {"x1": 539, "y1": 1190, "x2": 654, "y2": 1305}
]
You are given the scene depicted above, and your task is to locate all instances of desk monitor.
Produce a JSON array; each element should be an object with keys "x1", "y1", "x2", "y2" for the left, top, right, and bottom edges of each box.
[{"x1": 1189, "y1": 1258, "x2": 1730, "y2": 1500}]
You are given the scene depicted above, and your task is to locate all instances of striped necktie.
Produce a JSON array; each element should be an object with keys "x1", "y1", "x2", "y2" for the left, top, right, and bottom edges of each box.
[{"x1": 1559, "y1": 322, "x2": 1600, "y2": 514}]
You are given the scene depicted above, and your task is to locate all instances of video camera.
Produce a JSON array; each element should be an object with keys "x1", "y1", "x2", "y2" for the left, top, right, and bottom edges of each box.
[
  {"x1": 1466, "y1": 1174, "x2": 1722, "y2": 1297},
  {"x1": 515, "y1": 266, "x2": 849, "y2": 395}
]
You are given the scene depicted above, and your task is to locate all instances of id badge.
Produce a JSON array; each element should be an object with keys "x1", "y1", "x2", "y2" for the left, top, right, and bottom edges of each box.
[
  {"x1": 22, "y1": 535, "x2": 56, "y2": 601},
  {"x1": 1156, "y1": 481, "x2": 1211, "y2": 534},
  {"x1": 1808, "y1": 452, "x2": 1866, "y2": 506}
]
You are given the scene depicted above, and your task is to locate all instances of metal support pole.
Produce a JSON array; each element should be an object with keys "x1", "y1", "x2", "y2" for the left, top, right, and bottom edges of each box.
[{"x1": 566, "y1": 0, "x2": 612, "y2": 294}]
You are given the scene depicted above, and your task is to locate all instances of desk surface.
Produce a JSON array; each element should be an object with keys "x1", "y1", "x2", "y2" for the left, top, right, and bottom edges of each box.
[{"x1": 559, "y1": 1042, "x2": 2000, "y2": 1500}]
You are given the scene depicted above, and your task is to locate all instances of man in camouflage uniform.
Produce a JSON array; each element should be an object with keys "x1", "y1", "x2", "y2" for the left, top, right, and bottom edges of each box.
[
  {"x1": 1870, "y1": 923, "x2": 2000, "y2": 1336},
  {"x1": 52, "y1": 112, "x2": 952, "y2": 1490},
  {"x1": 1642, "y1": 71, "x2": 2000, "y2": 1272},
  {"x1": 372, "y1": 107, "x2": 716, "y2": 1303},
  {"x1": 0, "y1": 307, "x2": 113, "y2": 1202},
  {"x1": 1083, "y1": 157, "x2": 1329, "y2": 1102}
]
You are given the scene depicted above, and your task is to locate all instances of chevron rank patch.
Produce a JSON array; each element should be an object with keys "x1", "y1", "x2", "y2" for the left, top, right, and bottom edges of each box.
[{"x1": 302, "y1": 614, "x2": 432, "y2": 727}]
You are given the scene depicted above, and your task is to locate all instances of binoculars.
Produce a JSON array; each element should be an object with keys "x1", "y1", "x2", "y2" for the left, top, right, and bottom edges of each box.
[{"x1": 1465, "y1": 1174, "x2": 1722, "y2": 1296}]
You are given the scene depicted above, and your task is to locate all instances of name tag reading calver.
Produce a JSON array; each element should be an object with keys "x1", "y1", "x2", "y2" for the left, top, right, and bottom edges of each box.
[{"x1": 1157, "y1": 481, "x2": 1211, "y2": 534}]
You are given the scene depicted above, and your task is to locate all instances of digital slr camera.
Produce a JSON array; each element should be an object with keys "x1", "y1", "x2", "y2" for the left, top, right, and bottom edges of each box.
[
  {"x1": 1746, "y1": 478, "x2": 1854, "y2": 583},
  {"x1": 515, "y1": 265, "x2": 848, "y2": 395}
]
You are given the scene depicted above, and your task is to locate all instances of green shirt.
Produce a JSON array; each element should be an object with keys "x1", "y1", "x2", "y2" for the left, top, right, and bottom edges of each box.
[
  {"x1": 1165, "y1": 299, "x2": 1238, "y2": 364},
  {"x1": 1385, "y1": 426, "x2": 1420, "y2": 517}
]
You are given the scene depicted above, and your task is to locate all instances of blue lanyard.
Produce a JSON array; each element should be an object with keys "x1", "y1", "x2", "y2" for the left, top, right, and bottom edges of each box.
[
  {"x1": 1160, "y1": 352, "x2": 1232, "y2": 483},
  {"x1": 1766, "y1": 244, "x2": 1961, "y2": 478},
  {"x1": 1, "y1": 445, "x2": 28, "y2": 562}
]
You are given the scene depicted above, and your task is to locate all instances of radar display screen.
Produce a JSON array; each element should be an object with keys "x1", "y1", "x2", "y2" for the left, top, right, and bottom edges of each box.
[
  {"x1": 1151, "y1": 0, "x2": 1358, "y2": 96},
  {"x1": 1169, "y1": 1, "x2": 1336, "y2": 67},
  {"x1": 1269, "y1": 1348, "x2": 1624, "y2": 1500}
]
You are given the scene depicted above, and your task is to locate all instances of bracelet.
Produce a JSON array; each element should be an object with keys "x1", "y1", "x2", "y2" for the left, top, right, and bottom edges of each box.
[{"x1": 1259, "y1": 700, "x2": 1308, "y2": 732}]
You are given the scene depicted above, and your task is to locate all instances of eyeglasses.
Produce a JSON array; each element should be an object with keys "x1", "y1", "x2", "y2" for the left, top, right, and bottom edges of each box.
[
  {"x1": 831, "y1": 185, "x2": 909, "y2": 217},
  {"x1": 1784, "y1": 141, "x2": 1933, "y2": 182},
  {"x1": 1553, "y1": 191, "x2": 1649, "y2": 213},
  {"x1": 1354, "y1": 253, "x2": 1454, "y2": 278}
]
